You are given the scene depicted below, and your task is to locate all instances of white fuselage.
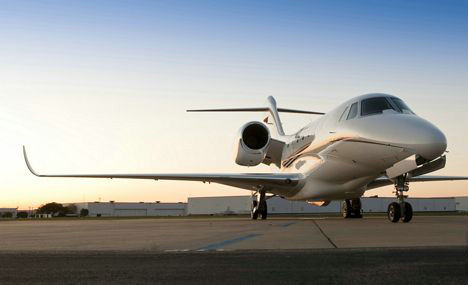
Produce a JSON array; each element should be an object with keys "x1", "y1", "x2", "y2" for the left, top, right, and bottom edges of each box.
[{"x1": 277, "y1": 94, "x2": 447, "y2": 201}]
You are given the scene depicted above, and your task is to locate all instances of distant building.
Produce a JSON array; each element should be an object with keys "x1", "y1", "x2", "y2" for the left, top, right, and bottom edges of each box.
[
  {"x1": 74, "y1": 201, "x2": 187, "y2": 217},
  {"x1": 187, "y1": 196, "x2": 460, "y2": 215},
  {"x1": 362, "y1": 197, "x2": 456, "y2": 213},
  {"x1": 0, "y1": 208, "x2": 17, "y2": 219},
  {"x1": 455, "y1": 197, "x2": 468, "y2": 212},
  {"x1": 187, "y1": 196, "x2": 253, "y2": 215},
  {"x1": 34, "y1": 214, "x2": 52, "y2": 219},
  {"x1": 54, "y1": 195, "x2": 467, "y2": 218}
]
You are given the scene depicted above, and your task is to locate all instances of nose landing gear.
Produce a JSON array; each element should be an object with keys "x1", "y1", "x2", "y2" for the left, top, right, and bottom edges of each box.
[{"x1": 387, "y1": 175, "x2": 413, "y2": 223}]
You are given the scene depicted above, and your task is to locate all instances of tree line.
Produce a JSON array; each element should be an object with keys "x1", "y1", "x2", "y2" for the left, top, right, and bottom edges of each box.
[{"x1": 16, "y1": 203, "x2": 89, "y2": 218}]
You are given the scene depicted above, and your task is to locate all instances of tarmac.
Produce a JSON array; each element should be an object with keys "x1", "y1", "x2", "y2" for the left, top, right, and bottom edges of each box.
[
  {"x1": 0, "y1": 216, "x2": 466, "y2": 251},
  {"x1": 0, "y1": 216, "x2": 467, "y2": 284}
]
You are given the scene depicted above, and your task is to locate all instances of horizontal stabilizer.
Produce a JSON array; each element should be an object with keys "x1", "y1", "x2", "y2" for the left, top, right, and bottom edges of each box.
[
  {"x1": 187, "y1": 107, "x2": 325, "y2": 115},
  {"x1": 188, "y1": 96, "x2": 324, "y2": 137}
]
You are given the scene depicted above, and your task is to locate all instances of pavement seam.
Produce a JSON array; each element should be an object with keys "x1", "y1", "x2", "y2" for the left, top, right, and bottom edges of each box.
[
  {"x1": 280, "y1": 222, "x2": 297, "y2": 228},
  {"x1": 311, "y1": 219, "x2": 338, "y2": 249},
  {"x1": 195, "y1": 233, "x2": 261, "y2": 251}
]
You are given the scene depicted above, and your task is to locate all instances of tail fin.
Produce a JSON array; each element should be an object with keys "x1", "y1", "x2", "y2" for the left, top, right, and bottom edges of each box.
[
  {"x1": 187, "y1": 96, "x2": 324, "y2": 136},
  {"x1": 265, "y1": 96, "x2": 286, "y2": 136}
]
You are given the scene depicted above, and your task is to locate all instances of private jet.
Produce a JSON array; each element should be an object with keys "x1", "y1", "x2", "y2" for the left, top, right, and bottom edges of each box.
[{"x1": 23, "y1": 93, "x2": 468, "y2": 222}]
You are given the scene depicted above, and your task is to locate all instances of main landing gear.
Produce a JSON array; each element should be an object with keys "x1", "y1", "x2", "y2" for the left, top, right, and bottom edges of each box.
[
  {"x1": 342, "y1": 198, "x2": 363, "y2": 219},
  {"x1": 387, "y1": 175, "x2": 413, "y2": 223},
  {"x1": 251, "y1": 190, "x2": 268, "y2": 220}
]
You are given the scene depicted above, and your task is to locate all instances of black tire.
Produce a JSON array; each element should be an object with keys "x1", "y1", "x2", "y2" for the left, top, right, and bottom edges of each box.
[
  {"x1": 251, "y1": 200, "x2": 258, "y2": 220},
  {"x1": 351, "y1": 199, "x2": 363, "y2": 218},
  {"x1": 353, "y1": 211, "x2": 363, "y2": 219},
  {"x1": 352, "y1": 198, "x2": 362, "y2": 209},
  {"x1": 402, "y1": 202, "x2": 413, "y2": 223},
  {"x1": 342, "y1": 200, "x2": 351, "y2": 218},
  {"x1": 260, "y1": 200, "x2": 268, "y2": 220},
  {"x1": 387, "y1": 202, "x2": 401, "y2": 223}
]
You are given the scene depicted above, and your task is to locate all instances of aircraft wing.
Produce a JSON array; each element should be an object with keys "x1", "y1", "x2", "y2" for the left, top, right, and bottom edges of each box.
[
  {"x1": 407, "y1": 176, "x2": 468, "y2": 182},
  {"x1": 23, "y1": 147, "x2": 303, "y2": 193},
  {"x1": 367, "y1": 175, "x2": 468, "y2": 190}
]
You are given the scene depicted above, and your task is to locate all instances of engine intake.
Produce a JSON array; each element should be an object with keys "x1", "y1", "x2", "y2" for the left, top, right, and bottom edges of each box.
[
  {"x1": 234, "y1": 122, "x2": 271, "y2": 166},
  {"x1": 242, "y1": 123, "x2": 270, "y2": 150}
]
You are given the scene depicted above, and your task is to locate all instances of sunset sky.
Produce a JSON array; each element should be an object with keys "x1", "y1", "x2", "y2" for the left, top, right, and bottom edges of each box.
[{"x1": 1, "y1": 0, "x2": 467, "y2": 209}]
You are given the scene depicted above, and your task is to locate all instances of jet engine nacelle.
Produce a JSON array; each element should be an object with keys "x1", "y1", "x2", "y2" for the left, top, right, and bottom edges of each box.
[{"x1": 234, "y1": 121, "x2": 271, "y2": 166}]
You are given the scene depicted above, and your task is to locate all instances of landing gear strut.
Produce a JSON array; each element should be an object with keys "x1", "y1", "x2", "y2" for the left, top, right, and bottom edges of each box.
[
  {"x1": 387, "y1": 175, "x2": 413, "y2": 223},
  {"x1": 342, "y1": 198, "x2": 363, "y2": 218},
  {"x1": 251, "y1": 190, "x2": 268, "y2": 220}
]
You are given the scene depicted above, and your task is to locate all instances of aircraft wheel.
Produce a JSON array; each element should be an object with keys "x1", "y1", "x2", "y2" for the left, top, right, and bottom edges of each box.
[
  {"x1": 351, "y1": 198, "x2": 363, "y2": 218},
  {"x1": 251, "y1": 200, "x2": 258, "y2": 220},
  {"x1": 401, "y1": 202, "x2": 413, "y2": 223},
  {"x1": 353, "y1": 211, "x2": 363, "y2": 219},
  {"x1": 260, "y1": 200, "x2": 268, "y2": 220},
  {"x1": 342, "y1": 200, "x2": 351, "y2": 218},
  {"x1": 387, "y1": 202, "x2": 401, "y2": 223}
]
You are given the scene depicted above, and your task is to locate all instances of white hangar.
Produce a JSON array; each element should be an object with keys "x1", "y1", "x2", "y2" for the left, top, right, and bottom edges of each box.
[
  {"x1": 66, "y1": 196, "x2": 467, "y2": 217},
  {"x1": 74, "y1": 201, "x2": 186, "y2": 217},
  {"x1": 187, "y1": 196, "x2": 462, "y2": 215}
]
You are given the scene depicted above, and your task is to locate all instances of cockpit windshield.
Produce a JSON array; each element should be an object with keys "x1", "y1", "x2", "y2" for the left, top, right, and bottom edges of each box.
[
  {"x1": 361, "y1": 97, "x2": 396, "y2": 116},
  {"x1": 390, "y1": 97, "x2": 414, "y2": 114}
]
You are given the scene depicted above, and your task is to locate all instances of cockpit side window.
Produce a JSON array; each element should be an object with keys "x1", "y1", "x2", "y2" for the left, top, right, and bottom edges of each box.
[
  {"x1": 361, "y1": 97, "x2": 395, "y2": 116},
  {"x1": 339, "y1": 106, "x2": 349, "y2": 122},
  {"x1": 390, "y1": 98, "x2": 414, "y2": 114},
  {"x1": 347, "y1": 103, "x2": 358, "y2": 120}
]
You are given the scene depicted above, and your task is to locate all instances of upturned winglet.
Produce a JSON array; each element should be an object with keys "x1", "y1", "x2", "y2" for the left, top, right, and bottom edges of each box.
[{"x1": 23, "y1": 146, "x2": 40, "y2": 177}]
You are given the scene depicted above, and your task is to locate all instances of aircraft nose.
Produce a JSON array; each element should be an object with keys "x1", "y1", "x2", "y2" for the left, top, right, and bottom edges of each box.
[
  {"x1": 410, "y1": 118, "x2": 447, "y2": 161},
  {"x1": 355, "y1": 114, "x2": 447, "y2": 162}
]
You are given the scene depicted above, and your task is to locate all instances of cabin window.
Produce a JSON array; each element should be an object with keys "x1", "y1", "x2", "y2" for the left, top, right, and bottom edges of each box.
[
  {"x1": 347, "y1": 103, "x2": 358, "y2": 120},
  {"x1": 361, "y1": 97, "x2": 395, "y2": 116},
  {"x1": 390, "y1": 98, "x2": 414, "y2": 114},
  {"x1": 339, "y1": 106, "x2": 349, "y2": 122}
]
